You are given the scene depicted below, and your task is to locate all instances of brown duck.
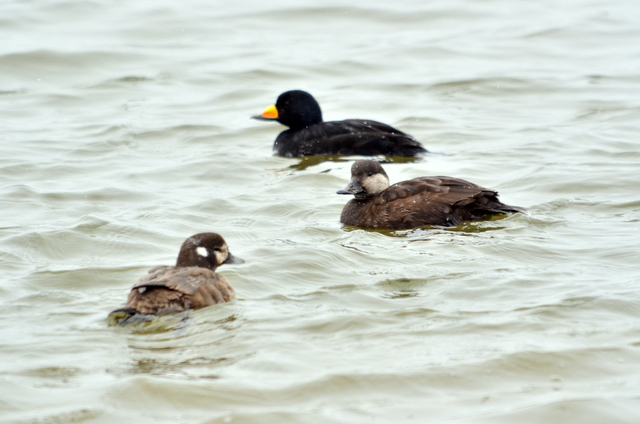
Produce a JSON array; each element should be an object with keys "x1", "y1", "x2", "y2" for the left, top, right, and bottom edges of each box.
[
  {"x1": 337, "y1": 160, "x2": 524, "y2": 229},
  {"x1": 109, "y1": 233, "x2": 243, "y2": 325}
]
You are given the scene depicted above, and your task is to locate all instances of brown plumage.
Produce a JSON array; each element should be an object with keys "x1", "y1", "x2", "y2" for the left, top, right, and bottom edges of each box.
[
  {"x1": 337, "y1": 160, "x2": 524, "y2": 229},
  {"x1": 109, "y1": 233, "x2": 243, "y2": 325}
]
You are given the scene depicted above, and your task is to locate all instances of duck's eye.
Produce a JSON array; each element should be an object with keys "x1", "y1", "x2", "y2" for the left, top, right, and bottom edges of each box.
[{"x1": 367, "y1": 173, "x2": 373, "y2": 177}]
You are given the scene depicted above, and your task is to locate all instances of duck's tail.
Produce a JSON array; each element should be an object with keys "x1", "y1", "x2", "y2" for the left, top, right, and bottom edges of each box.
[
  {"x1": 494, "y1": 203, "x2": 527, "y2": 215},
  {"x1": 107, "y1": 307, "x2": 153, "y2": 326}
]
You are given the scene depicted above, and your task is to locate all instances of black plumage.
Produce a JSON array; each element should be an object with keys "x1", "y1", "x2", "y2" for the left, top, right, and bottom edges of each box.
[{"x1": 252, "y1": 90, "x2": 428, "y2": 157}]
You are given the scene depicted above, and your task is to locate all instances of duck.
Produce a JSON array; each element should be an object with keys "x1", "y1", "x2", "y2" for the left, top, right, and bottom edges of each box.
[
  {"x1": 109, "y1": 233, "x2": 244, "y2": 325},
  {"x1": 252, "y1": 90, "x2": 428, "y2": 157},
  {"x1": 337, "y1": 160, "x2": 524, "y2": 229}
]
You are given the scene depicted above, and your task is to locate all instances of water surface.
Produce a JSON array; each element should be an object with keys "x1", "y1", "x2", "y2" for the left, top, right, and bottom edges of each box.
[{"x1": 2, "y1": 0, "x2": 640, "y2": 423}]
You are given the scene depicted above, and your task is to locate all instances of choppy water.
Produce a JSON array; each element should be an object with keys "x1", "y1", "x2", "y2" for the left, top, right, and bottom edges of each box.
[{"x1": 2, "y1": 0, "x2": 640, "y2": 422}]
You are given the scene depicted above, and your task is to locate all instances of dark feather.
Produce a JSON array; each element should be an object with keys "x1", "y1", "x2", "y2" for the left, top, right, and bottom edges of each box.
[
  {"x1": 275, "y1": 119, "x2": 427, "y2": 157},
  {"x1": 255, "y1": 91, "x2": 428, "y2": 157},
  {"x1": 124, "y1": 266, "x2": 235, "y2": 315},
  {"x1": 108, "y1": 232, "x2": 241, "y2": 325},
  {"x1": 339, "y1": 162, "x2": 524, "y2": 229}
]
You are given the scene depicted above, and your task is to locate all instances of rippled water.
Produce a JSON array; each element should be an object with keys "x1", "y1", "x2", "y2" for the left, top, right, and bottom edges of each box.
[{"x1": 2, "y1": 0, "x2": 640, "y2": 422}]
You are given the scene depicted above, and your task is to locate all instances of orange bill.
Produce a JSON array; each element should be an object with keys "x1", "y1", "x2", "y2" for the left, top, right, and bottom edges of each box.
[{"x1": 252, "y1": 104, "x2": 278, "y2": 121}]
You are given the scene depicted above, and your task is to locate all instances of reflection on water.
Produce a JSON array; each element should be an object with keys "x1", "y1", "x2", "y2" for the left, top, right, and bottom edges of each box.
[
  {"x1": 108, "y1": 311, "x2": 191, "y2": 331},
  {"x1": 125, "y1": 357, "x2": 228, "y2": 380},
  {"x1": 286, "y1": 154, "x2": 425, "y2": 170},
  {"x1": 339, "y1": 213, "x2": 516, "y2": 236},
  {"x1": 112, "y1": 313, "x2": 247, "y2": 379},
  {"x1": 375, "y1": 278, "x2": 425, "y2": 299}
]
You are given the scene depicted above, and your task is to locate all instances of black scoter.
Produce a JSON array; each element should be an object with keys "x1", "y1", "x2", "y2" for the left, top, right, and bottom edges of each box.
[
  {"x1": 109, "y1": 233, "x2": 243, "y2": 325},
  {"x1": 337, "y1": 160, "x2": 524, "y2": 229},
  {"x1": 252, "y1": 90, "x2": 428, "y2": 157}
]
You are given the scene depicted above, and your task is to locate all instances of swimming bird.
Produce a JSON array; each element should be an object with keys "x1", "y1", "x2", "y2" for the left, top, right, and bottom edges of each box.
[
  {"x1": 109, "y1": 233, "x2": 243, "y2": 325},
  {"x1": 252, "y1": 90, "x2": 428, "y2": 157},
  {"x1": 337, "y1": 160, "x2": 524, "y2": 229}
]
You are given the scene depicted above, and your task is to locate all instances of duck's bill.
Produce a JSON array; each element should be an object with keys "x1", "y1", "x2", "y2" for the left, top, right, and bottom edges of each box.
[
  {"x1": 251, "y1": 104, "x2": 278, "y2": 121},
  {"x1": 223, "y1": 252, "x2": 245, "y2": 265},
  {"x1": 337, "y1": 178, "x2": 364, "y2": 195}
]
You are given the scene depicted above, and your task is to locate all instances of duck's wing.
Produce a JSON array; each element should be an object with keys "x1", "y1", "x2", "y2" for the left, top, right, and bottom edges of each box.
[
  {"x1": 279, "y1": 120, "x2": 427, "y2": 157},
  {"x1": 132, "y1": 266, "x2": 217, "y2": 295},
  {"x1": 333, "y1": 119, "x2": 414, "y2": 136},
  {"x1": 375, "y1": 177, "x2": 517, "y2": 228},
  {"x1": 123, "y1": 267, "x2": 234, "y2": 315},
  {"x1": 437, "y1": 177, "x2": 525, "y2": 214}
]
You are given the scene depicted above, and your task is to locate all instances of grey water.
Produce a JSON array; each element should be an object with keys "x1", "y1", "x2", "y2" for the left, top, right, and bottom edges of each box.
[{"x1": 1, "y1": 0, "x2": 640, "y2": 423}]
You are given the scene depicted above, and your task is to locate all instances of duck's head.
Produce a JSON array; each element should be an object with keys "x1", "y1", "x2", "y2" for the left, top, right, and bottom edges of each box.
[
  {"x1": 176, "y1": 233, "x2": 244, "y2": 270},
  {"x1": 252, "y1": 90, "x2": 323, "y2": 130},
  {"x1": 337, "y1": 160, "x2": 390, "y2": 199}
]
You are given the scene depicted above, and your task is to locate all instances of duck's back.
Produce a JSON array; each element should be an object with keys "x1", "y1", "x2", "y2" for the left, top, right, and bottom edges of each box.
[
  {"x1": 341, "y1": 176, "x2": 523, "y2": 229},
  {"x1": 124, "y1": 266, "x2": 235, "y2": 315},
  {"x1": 275, "y1": 119, "x2": 427, "y2": 157}
]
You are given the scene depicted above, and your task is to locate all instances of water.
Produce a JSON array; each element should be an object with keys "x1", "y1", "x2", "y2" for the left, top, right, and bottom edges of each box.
[{"x1": 2, "y1": 0, "x2": 640, "y2": 422}]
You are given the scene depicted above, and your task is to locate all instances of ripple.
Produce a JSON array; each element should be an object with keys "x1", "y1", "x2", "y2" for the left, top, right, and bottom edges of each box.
[{"x1": 3, "y1": 0, "x2": 640, "y2": 422}]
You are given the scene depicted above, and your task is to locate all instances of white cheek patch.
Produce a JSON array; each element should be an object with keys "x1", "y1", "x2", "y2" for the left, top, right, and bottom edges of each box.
[
  {"x1": 138, "y1": 287, "x2": 146, "y2": 294},
  {"x1": 196, "y1": 246, "x2": 208, "y2": 257}
]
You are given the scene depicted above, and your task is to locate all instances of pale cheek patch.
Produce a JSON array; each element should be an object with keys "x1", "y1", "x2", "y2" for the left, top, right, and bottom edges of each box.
[
  {"x1": 365, "y1": 174, "x2": 390, "y2": 194},
  {"x1": 196, "y1": 246, "x2": 209, "y2": 257},
  {"x1": 214, "y1": 250, "x2": 226, "y2": 265}
]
